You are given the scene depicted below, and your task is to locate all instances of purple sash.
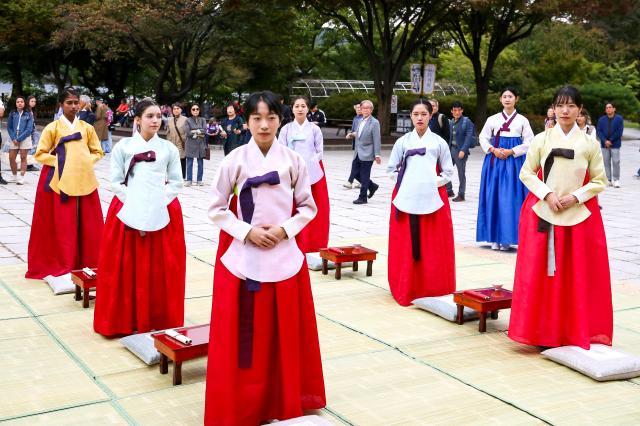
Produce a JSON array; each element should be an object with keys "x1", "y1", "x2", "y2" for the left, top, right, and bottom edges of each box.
[
  {"x1": 44, "y1": 132, "x2": 83, "y2": 202},
  {"x1": 490, "y1": 112, "x2": 517, "y2": 166},
  {"x1": 122, "y1": 150, "x2": 156, "y2": 186},
  {"x1": 237, "y1": 170, "x2": 280, "y2": 368}
]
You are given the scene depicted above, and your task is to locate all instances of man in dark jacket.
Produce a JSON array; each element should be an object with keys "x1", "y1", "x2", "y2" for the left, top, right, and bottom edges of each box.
[
  {"x1": 449, "y1": 101, "x2": 474, "y2": 202},
  {"x1": 596, "y1": 102, "x2": 624, "y2": 187}
]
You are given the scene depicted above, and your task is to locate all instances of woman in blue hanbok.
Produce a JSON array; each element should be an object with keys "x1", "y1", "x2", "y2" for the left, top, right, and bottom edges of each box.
[{"x1": 476, "y1": 87, "x2": 534, "y2": 250}]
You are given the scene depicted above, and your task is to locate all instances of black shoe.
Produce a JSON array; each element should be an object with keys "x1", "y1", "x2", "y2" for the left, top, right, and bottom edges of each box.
[
  {"x1": 447, "y1": 190, "x2": 455, "y2": 197},
  {"x1": 452, "y1": 195, "x2": 465, "y2": 202},
  {"x1": 0, "y1": 176, "x2": 7, "y2": 185},
  {"x1": 353, "y1": 197, "x2": 367, "y2": 204},
  {"x1": 26, "y1": 164, "x2": 39, "y2": 171},
  {"x1": 368, "y1": 184, "x2": 379, "y2": 199}
]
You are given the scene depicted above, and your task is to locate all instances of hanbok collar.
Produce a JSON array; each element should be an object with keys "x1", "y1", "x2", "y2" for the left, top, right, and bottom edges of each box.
[
  {"x1": 411, "y1": 128, "x2": 432, "y2": 142},
  {"x1": 553, "y1": 122, "x2": 580, "y2": 142},
  {"x1": 132, "y1": 131, "x2": 160, "y2": 146},
  {"x1": 249, "y1": 137, "x2": 280, "y2": 158},
  {"x1": 62, "y1": 115, "x2": 78, "y2": 130},
  {"x1": 293, "y1": 118, "x2": 308, "y2": 131},
  {"x1": 502, "y1": 109, "x2": 517, "y2": 120}
]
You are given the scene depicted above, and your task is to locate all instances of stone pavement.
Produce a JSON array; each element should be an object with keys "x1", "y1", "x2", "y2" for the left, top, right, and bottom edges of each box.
[{"x1": 0, "y1": 127, "x2": 639, "y2": 424}]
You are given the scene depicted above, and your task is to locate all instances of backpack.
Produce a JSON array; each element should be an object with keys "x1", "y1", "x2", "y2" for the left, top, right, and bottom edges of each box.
[{"x1": 105, "y1": 108, "x2": 113, "y2": 126}]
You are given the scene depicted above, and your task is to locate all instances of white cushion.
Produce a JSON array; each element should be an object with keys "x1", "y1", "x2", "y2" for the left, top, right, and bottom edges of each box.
[
  {"x1": 44, "y1": 273, "x2": 75, "y2": 295},
  {"x1": 542, "y1": 344, "x2": 640, "y2": 381},
  {"x1": 120, "y1": 332, "x2": 161, "y2": 365},
  {"x1": 306, "y1": 252, "x2": 335, "y2": 271},
  {"x1": 412, "y1": 294, "x2": 479, "y2": 322},
  {"x1": 265, "y1": 415, "x2": 333, "y2": 425}
]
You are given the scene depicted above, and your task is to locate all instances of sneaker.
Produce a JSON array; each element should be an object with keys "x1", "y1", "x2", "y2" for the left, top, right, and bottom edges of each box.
[
  {"x1": 368, "y1": 183, "x2": 379, "y2": 199},
  {"x1": 342, "y1": 182, "x2": 353, "y2": 189},
  {"x1": 491, "y1": 243, "x2": 499, "y2": 250},
  {"x1": 633, "y1": 173, "x2": 640, "y2": 180},
  {"x1": 17, "y1": 175, "x2": 24, "y2": 185},
  {"x1": 196, "y1": 181, "x2": 204, "y2": 186},
  {"x1": 353, "y1": 197, "x2": 367, "y2": 205},
  {"x1": 452, "y1": 195, "x2": 465, "y2": 202},
  {"x1": 0, "y1": 176, "x2": 7, "y2": 185},
  {"x1": 447, "y1": 190, "x2": 455, "y2": 197},
  {"x1": 10, "y1": 174, "x2": 17, "y2": 183},
  {"x1": 26, "y1": 164, "x2": 39, "y2": 171},
  {"x1": 613, "y1": 180, "x2": 620, "y2": 188},
  {"x1": 354, "y1": 182, "x2": 361, "y2": 188},
  {"x1": 184, "y1": 181, "x2": 192, "y2": 187},
  {"x1": 499, "y1": 244, "x2": 512, "y2": 251}
]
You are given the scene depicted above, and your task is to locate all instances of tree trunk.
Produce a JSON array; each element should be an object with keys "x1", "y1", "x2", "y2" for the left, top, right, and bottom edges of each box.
[
  {"x1": 10, "y1": 60, "x2": 24, "y2": 98},
  {"x1": 375, "y1": 88, "x2": 392, "y2": 136},
  {"x1": 474, "y1": 77, "x2": 490, "y2": 129}
]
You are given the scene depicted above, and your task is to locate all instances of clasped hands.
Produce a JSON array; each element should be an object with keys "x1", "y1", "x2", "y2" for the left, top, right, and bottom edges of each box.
[
  {"x1": 544, "y1": 192, "x2": 578, "y2": 212},
  {"x1": 247, "y1": 224, "x2": 287, "y2": 248},
  {"x1": 489, "y1": 147, "x2": 513, "y2": 160}
]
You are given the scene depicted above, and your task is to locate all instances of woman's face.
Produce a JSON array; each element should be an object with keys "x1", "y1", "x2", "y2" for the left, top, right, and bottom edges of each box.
[
  {"x1": 410, "y1": 103, "x2": 431, "y2": 132},
  {"x1": 172, "y1": 105, "x2": 182, "y2": 117},
  {"x1": 248, "y1": 101, "x2": 280, "y2": 145},
  {"x1": 547, "y1": 108, "x2": 555, "y2": 119},
  {"x1": 554, "y1": 100, "x2": 581, "y2": 128},
  {"x1": 62, "y1": 95, "x2": 80, "y2": 117},
  {"x1": 576, "y1": 114, "x2": 587, "y2": 127},
  {"x1": 15, "y1": 98, "x2": 25, "y2": 110},
  {"x1": 29, "y1": 98, "x2": 36, "y2": 108},
  {"x1": 226, "y1": 106, "x2": 236, "y2": 117},
  {"x1": 190, "y1": 105, "x2": 200, "y2": 117},
  {"x1": 292, "y1": 99, "x2": 308, "y2": 119},
  {"x1": 137, "y1": 105, "x2": 162, "y2": 136},
  {"x1": 500, "y1": 90, "x2": 517, "y2": 109}
]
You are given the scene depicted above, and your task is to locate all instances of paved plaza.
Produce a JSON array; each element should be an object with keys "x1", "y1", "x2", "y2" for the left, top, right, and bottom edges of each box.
[{"x1": 0, "y1": 127, "x2": 639, "y2": 424}]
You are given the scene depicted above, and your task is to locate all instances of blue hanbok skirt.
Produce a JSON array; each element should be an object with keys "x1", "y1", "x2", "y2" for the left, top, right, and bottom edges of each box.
[{"x1": 476, "y1": 136, "x2": 528, "y2": 245}]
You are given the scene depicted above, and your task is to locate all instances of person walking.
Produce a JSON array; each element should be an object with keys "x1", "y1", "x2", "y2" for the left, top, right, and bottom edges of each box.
[
  {"x1": 6, "y1": 95, "x2": 35, "y2": 184},
  {"x1": 448, "y1": 101, "x2": 475, "y2": 202},
  {"x1": 596, "y1": 102, "x2": 624, "y2": 187},
  {"x1": 343, "y1": 101, "x2": 362, "y2": 189},
  {"x1": 477, "y1": 87, "x2": 534, "y2": 251},
  {"x1": 183, "y1": 103, "x2": 207, "y2": 186},
  {"x1": 352, "y1": 100, "x2": 381, "y2": 204}
]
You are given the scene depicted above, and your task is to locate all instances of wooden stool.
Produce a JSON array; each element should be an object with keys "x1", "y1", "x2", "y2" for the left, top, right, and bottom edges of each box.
[
  {"x1": 152, "y1": 324, "x2": 210, "y2": 385},
  {"x1": 70, "y1": 269, "x2": 97, "y2": 309},
  {"x1": 453, "y1": 288, "x2": 512, "y2": 333},
  {"x1": 319, "y1": 246, "x2": 378, "y2": 280}
]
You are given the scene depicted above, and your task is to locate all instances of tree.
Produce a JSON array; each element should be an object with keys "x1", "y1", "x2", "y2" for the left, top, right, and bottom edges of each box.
[
  {"x1": 445, "y1": 0, "x2": 550, "y2": 127},
  {"x1": 308, "y1": 0, "x2": 452, "y2": 135}
]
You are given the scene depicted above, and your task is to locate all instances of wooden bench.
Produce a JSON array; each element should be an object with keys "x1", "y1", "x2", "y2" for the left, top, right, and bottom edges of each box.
[
  {"x1": 453, "y1": 287, "x2": 512, "y2": 333},
  {"x1": 152, "y1": 324, "x2": 210, "y2": 385},
  {"x1": 70, "y1": 268, "x2": 97, "y2": 308},
  {"x1": 319, "y1": 245, "x2": 378, "y2": 280}
]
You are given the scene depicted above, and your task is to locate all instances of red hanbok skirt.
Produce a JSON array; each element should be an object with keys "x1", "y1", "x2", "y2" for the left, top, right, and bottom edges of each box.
[
  {"x1": 26, "y1": 165, "x2": 104, "y2": 279},
  {"x1": 93, "y1": 196, "x2": 186, "y2": 337},
  {"x1": 296, "y1": 161, "x2": 330, "y2": 253},
  {"x1": 508, "y1": 189, "x2": 613, "y2": 349},
  {"x1": 388, "y1": 184, "x2": 456, "y2": 306},
  {"x1": 205, "y1": 199, "x2": 326, "y2": 426}
]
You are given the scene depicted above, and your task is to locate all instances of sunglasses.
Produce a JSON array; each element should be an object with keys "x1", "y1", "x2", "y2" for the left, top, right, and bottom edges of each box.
[{"x1": 192, "y1": 108, "x2": 199, "y2": 111}]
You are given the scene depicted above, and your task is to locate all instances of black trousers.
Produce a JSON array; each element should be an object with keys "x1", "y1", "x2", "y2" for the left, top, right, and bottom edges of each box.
[
  {"x1": 352, "y1": 155, "x2": 377, "y2": 199},
  {"x1": 180, "y1": 157, "x2": 186, "y2": 179}
]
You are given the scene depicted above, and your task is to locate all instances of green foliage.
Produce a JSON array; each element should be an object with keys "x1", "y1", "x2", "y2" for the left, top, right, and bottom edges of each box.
[{"x1": 580, "y1": 83, "x2": 640, "y2": 122}]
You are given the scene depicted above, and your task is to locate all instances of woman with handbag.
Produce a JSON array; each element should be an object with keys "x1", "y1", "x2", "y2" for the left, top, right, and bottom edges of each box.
[
  {"x1": 183, "y1": 103, "x2": 207, "y2": 186},
  {"x1": 166, "y1": 103, "x2": 188, "y2": 179}
]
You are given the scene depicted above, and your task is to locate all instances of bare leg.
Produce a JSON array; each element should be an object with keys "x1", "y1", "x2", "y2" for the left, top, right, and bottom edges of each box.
[
  {"x1": 8, "y1": 149, "x2": 18, "y2": 175},
  {"x1": 19, "y1": 149, "x2": 28, "y2": 176}
]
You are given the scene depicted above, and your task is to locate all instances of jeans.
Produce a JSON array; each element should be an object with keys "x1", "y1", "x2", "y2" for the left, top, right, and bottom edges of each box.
[
  {"x1": 186, "y1": 157, "x2": 204, "y2": 182},
  {"x1": 601, "y1": 148, "x2": 620, "y2": 181},
  {"x1": 450, "y1": 146, "x2": 468, "y2": 196}
]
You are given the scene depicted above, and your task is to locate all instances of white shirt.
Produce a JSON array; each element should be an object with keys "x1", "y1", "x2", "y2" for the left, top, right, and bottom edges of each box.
[
  {"x1": 208, "y1": 139, "x2": 317, "y2": 283},
  {"x1": 278, "y1": 119, "x2": 324, "y2": 184},
  {"x1": 110, "y1": 133, "x2": 183, "y2": 231},
  {"x1": 386, "y1": 129, "x2": 453, "y2": 215},
  {"x1": 479, "y1": 110, "x2": 534, "y2": 156},
  {"x1": 357, "y1": 116, "x2": 369, "y2": 137}
]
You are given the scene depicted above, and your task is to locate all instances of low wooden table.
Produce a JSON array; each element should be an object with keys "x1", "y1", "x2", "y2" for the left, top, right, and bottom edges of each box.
[
  {"x1": 319, "y1": 246, "x2": 378, "y2": 280},
  {"x1": 70, "y1": 268, "x2": 97, "y2": 308},
  {"x1": 453, "y1": 288, "x2": 513, "y2": 333},
  {"x1": 152, "y1": 324, "x2": 210, "y2": 385}
]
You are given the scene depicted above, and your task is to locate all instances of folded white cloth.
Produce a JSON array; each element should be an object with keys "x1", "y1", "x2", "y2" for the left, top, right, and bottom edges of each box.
[{"x1": 43, "y1": 273, "x2": 75, "y2": 295}]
